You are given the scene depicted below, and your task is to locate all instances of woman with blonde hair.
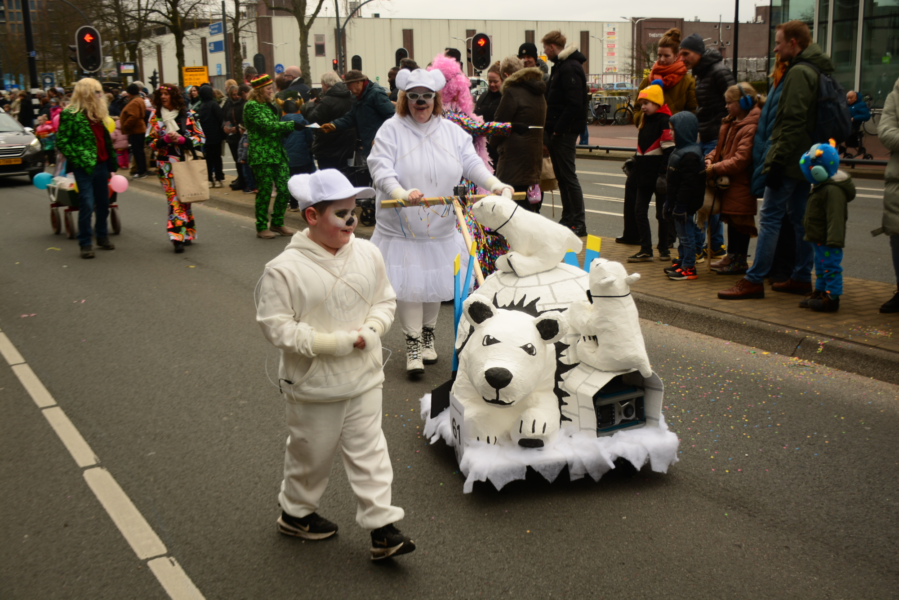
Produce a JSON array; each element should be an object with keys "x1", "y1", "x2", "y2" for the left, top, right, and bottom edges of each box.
[{"x1": 56, "y1": 78, "x2": 120, "y2": 259}]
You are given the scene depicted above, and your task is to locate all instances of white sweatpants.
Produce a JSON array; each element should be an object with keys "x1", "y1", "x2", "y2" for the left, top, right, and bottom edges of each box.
[
  {"x1": 396, "y1": 300, "x2": 440, "y2": 338},
  {"x1": 279, "y1": 387, "x2": 404, "y2": 530}
]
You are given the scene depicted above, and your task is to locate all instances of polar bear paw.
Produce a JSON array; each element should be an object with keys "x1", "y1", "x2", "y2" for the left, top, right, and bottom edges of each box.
[{"x1": 513, "y1": 407, "x2": 559, "y2": 449}]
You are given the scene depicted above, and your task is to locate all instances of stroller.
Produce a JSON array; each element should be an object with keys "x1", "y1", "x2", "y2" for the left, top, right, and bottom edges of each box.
[
  {"x1": 48, "y1": 172, "x2": 120, "y2": 239},
  {"x1": 839, "y1": 120, "x2": 874, "y2": 161}
]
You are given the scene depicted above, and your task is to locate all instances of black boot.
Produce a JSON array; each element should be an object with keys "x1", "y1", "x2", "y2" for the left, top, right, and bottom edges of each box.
[{"x1": 173, "y1": 241, "x2": 185, "y2": 254}]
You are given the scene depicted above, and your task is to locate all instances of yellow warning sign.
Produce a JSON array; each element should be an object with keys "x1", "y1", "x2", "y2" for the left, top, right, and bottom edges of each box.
[{"x1": 182, "y1": 66, "x2": 209, "y2": 87}]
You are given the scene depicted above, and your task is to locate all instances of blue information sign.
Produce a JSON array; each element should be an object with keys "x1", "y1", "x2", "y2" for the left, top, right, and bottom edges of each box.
[
  {"x1": 274, "y1": 64, "x2": 285, "y2": 74},
  {"x1": 208, "y1": 40, "x2": 224, "y2": 53},
  {"x1": 209, "y1": 22, "x2": 223, "y2": 36}
]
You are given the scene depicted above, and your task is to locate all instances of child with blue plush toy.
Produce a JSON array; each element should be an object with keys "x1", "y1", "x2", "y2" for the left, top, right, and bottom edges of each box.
[{"x1": 798, "y1": 140, "x2": 856, "y2": 312}]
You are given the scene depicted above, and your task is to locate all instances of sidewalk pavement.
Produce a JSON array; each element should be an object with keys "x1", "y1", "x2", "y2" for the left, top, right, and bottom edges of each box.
[{"x1": 128, "y1": 176, "x2": 897, "y2": 384}]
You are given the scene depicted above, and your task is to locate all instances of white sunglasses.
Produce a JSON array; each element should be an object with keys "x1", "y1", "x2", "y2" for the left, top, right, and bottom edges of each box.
[{"x1": 406, "y1": 92, "x2": 435, "y2": 101}]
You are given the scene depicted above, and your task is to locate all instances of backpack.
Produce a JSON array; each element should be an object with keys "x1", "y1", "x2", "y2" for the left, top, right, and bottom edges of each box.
[{"x1": 794, "y1": 59, "x2": 852, "y2": 144}]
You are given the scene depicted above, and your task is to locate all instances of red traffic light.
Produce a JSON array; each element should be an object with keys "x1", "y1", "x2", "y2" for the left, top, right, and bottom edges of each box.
[
  {"x1": 477, "y1": 38, "x2": 486, "y2": 47},
  {"x1": 83, "y1": 33, "x2": 95, "y2": 43}
]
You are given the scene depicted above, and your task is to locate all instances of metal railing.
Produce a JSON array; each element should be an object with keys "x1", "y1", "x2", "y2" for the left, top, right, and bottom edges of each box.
[{"x1": 576, "y1": 145, "x2": 888, "y2": 167}]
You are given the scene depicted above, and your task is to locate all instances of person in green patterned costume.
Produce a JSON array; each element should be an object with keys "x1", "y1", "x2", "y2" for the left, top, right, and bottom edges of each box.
[{"x1": 244, "y1": 74, "x2": 306, "y2": 238}]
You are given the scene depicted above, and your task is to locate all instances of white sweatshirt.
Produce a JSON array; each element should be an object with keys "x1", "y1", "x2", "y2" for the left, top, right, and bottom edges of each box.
[
  {"x1": 367, "y1": 113, "x2": 495, "y2": 240},
  {"x1": 256, "y1": 230, "x2": 396, "y2": 403}
]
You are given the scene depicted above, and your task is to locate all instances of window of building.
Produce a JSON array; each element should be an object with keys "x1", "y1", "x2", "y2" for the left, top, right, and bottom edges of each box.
[
  {"x1": 860, "y1": 0, "x2": 899, "y2": 104},
  {"x1": 315, "y1": 33, "x2": 325, "y2": 57},
  {"x1": 831, "y1": 0, "x2": 860, "y2": 90}
]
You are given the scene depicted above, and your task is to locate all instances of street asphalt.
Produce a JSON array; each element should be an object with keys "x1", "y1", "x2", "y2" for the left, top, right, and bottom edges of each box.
[{"x1": 1, "y1": 173, "x2": 898, "y2": 599}]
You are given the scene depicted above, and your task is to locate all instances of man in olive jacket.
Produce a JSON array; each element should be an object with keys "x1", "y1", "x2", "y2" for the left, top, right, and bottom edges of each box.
[{"x1": 720, "y1": 20, "x2": 830, "y2": 301}]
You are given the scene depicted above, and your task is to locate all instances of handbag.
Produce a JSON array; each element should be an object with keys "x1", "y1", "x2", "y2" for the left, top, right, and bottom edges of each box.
[
  {"x1": 540, "y1": 156, "x2": 558, "y2": 192},
  {"x1": 170, "y1": 152, "x2": 209, "y2": 203}
]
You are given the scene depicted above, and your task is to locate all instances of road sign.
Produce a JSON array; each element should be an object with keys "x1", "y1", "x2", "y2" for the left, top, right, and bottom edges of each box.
[
  {"x1": 182, "y1": 66, "x2": 209, "y2": 87},
  {"x1": 119, "y1": 63, "x2": 136, "y2": 75},
  {"x1": 208, "y1": 40, "x2": 224, "y2": 54},
  {"x1": 274, "y1": 64, "x2": 284, "y2": 74},
  {"x1": 216, "y1": 64, "x2": 222, "y2": 76},
  {"x1": 209, "y1": 22, "x2": 223, "y2": 36},
  {"x1": 41, "y1": 73, "x2": 55, "y2": 88}
]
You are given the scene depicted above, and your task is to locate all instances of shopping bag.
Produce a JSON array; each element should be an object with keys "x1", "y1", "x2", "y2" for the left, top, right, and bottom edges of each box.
[
  {"x1": 171, "y1": 155, "x2": 209, "y2": 203},
  {"x1": 540, "y1": 156, "x2": 558, "y2": 192}
]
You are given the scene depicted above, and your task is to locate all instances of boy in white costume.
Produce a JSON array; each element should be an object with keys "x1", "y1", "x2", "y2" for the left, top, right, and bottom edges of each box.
[
  {"x1": 256, "y1": 169, "x2": 415, "y2": 560},
  {"x1": 367, "y1": 68, "x2": 513, "y2": 376}
]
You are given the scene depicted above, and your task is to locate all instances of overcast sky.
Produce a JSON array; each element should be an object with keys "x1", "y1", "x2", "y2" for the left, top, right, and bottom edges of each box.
[{"x1": 337, "y1": 0, "x2": 764, "y2": 24}]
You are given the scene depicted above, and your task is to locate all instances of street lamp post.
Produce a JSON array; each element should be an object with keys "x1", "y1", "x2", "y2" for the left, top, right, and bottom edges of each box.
[{"x1": 622, "y1": 16, "x2": 648, "y2": 86}]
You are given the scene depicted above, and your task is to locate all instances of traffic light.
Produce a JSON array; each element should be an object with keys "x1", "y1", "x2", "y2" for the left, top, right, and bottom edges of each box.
[
  {"x1": 149, "y1": 70, "x2": 159, "y2": 89},
  {"x1": 76, "y1": 26, "x2": 103, "y2": 73},
  {"x1": 332, "y1": 59, "x2": 338, "y2": 72},
  {"x1": 68, "y1": 45, "x2": 78, "y2": 64},
  {"x1": 471, "y1": 33, "x2": 491, "y2": 71},
  {"x1": 395, "y1": 48, "x2": 408, "y2": 67},
  {"x1": 351, "y1": 55, "x2": 362, "y2": 71}
]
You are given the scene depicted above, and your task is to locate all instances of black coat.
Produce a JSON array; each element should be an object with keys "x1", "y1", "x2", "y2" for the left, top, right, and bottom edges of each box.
[
  {"x1": 301, "y1": 82, "x2": 356, "y2": 162},
  {"x1": 693, "y1": 48, "x2": 737, "y2": 143},
  {"x1": 284, "y1": 77, "x2": 312, "y2": 102},
  {"x1": 221, "y1": 97, "x2": 245, "y2": 143},
  {"x1": 493, "y1": 68, "x2": 546, "y2": 186},
  {"x1": 196, "y1": 86, "x2": 224, "y2": 145},
  {"x1": 475, "y1": 90, "x2": 502, "y2": 123},
  {"x1": 545, "y1": 46, "x2": 588, "y2": 135}
]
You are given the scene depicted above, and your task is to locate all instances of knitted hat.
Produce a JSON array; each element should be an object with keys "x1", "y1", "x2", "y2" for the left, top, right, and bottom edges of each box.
[
  {"x1": 680, "y1": 33, "x2": 705, "y2": 55},
  {"x1": 343, "y1": 70, "x2": 368, "y2": 84},
  {"x1": 799, "y1": 140, "x2": 840, "y2": 184},
  {"x1": 518, "y1": 43, "x2": 539, "y2": 60},
  {"x1": 637, "y1": 79, "x2": 665, "y2": 106},
  {"x1": 250, "y1": 74, "x2": 273, "y2": 89}
]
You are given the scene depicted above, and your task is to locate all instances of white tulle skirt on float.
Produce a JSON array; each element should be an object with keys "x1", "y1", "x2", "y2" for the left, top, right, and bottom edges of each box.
[{"x1": 370, "y1": 230, "x2": 470, "y2": 303}]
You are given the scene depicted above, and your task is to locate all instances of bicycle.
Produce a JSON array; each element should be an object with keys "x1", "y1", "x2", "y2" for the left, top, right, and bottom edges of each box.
[
  {"x1": 862, "y1": 93, "x2": 883, "y2": 137},
  {"x1": 614, "y1": 96, "x2": 634, "y2": 126},
  {"x1": 590, "y1": 100, "x2": 613, "y2": 126}
]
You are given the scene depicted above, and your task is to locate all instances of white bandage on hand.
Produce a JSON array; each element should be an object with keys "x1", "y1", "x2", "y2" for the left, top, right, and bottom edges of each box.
[
  {"x1": 312, "y1": 330, "x2": 357, "y2": 356},
  {"x1": 390, "y1": 187, "x2": 421, "y2": 201},
  {"x1": 485, "y1": 176, "x2": 514, "y2": 199},
  {"x1": 357, "y1": 326, "x2": 379, "y2": 352}
]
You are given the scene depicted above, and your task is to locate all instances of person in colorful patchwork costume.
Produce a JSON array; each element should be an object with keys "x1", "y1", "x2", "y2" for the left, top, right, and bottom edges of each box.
[
  {"x1": 147, "y1": 83, "x2": 206, "y2": 253},
  {"x1": 244, "y1": 74, "x2": 307, "y2": 239}
]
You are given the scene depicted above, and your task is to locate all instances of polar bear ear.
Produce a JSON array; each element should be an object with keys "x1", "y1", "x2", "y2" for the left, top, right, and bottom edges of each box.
[
  {"x1": 625, "y1": 273, "x2": 641, "y2": 285},
  {"x1": 463, "y1": 294, "x2": 496, "y2": 326},
  {"x1": 534, "y1": 312, "x2": 568, "y2": 344}
]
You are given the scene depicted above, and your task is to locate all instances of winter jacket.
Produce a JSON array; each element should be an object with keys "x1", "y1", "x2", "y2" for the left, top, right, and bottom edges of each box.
[
  {"x1": 706, "y1": 105, "x2": 761, "y2": 216},
  {"x1": 803, "y1": 170, "x2": 855, "y2": 248},
  {"x1": 765, "y1": 43, "x2": 834, "y2": 181},
  {"x1": 281, "y1": 113, "x2": 316, "y2": 168},
  {"x1": 111, "y1": 120, "x2": 129, "y2": 150},
  {"x1": 751, "y1": 78, "x2": 784, "y2": 197},
  {"x1": 693, "y1": 48, "x2": 737, "y2": 143},
  {"x1": 108, "y1": 95, "x2": 128, "y2": 118},
  {"x1": 536, "y1": 58, "x2": 551, "y2": 89},
  {"x1": 849, "y1": 100, "x2": 871, "y2": 123},
  {"x1": 237, "y1": 131, "x2": 250, "y2": 163},
  {"x1": 633, "y1": 69, "x2": 697, "y2": 129},
  {"x1": 493, "y1": 67, "x2": 547, "y2": 187},
  {"x1": 120, "y1": 96, "x2": 147, "y2": 135},
  {"x1": 56, "y1": 109, "x2": 118, "y2": 175},
  {"x1": 877, "y1": 76, "x2": 899, "y2": 237},
  {"x1": 545, "y1": 44, "x2": 588, "y2": 135},
  {"x1": 666, "y1": 111, "x2": 705, "y2": 215},
  {"x1": 146, "y1": 109, "x2": 205, "y2": 161},
  {"x1": 196, "y1": 86, "x2": 225, "y2": 145},
  {"x1": 243, "y1": 100, "x2": 294, "y2": 166},
  {"x1": 222, "y1": 97, "x2": 246, "y2": 143},
  {"x1": 256, "y1": 230, "x2": 396, "y2": 403},
  {"x1": 475, "y1": 90, "x2": 503, "y2": 123},
  {"x1": 280, "y1": 77, "x2": 312, "y2": 103},
  {"x1": 633, "y1": 105, "x2": 674, "y2": 178},
  {"x1": 331, "y1": 81, "x2": 395, "y2": 157},
  {"x1": 302, "y1": 82, "x2": 357, "y2": 162}
]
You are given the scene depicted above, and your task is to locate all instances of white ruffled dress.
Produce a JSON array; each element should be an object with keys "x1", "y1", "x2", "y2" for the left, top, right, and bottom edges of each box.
[{"x1": 368, "y1": 114, "x2": 493, "y2": 303}]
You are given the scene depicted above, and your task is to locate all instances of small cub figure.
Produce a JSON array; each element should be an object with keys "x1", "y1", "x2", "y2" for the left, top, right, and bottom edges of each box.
[
  {"x1": 472, "y1": 196, "x2": 583, "y2": 277},
  {"x1": 567, "y1": 258, "x2": 653, "y2": 378},
  {"x1": 453, "y1": 294, "x2": 568, "y2": 448}
]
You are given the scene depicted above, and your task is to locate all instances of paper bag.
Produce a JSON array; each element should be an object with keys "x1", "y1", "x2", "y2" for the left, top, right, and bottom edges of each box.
[
  {"x1": 540, "y1": 156, "x2": 558, "y2": 192},
  {"x1": 171, "y1": 156, "x2": 209, "y2": 203}
]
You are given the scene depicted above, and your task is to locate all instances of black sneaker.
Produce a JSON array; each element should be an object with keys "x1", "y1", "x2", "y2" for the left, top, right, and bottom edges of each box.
[
  {"x1": 799, "y1": 289, "x2": 824, "y2": 309},
  {"x1": 615, "y1": 236, "x2": 640, "y2": 245},
  {"x1": 627, "y1": 252, "x2": 653, "y2": 263},
  {"x1": 80, "y1": 245, "x2": 95, "y2": 259},
  {"x1": 96, "y1": 237, "x2": 115, "y2": 250},
  {"x1": 370, "y1": 523, "x2": 416, "y2": 560},
  {"x1": 881, "y1": 291, "x2": 899, "y2": 314},
  {"x1": 658, "y1": 249, "x2": 671, "y2": 261},
  {"x1": 571, "y1": 225, "x2": 588, "y2": 237},
  {"x1": 277, "y1": 511, "x2": 339, "y2": 540},
  {"x1": 663, "y1": 261, "x2": 682, "y2": 275},
  {"x1": 808, "y1": 293, "x2": 840, "y2": 313}
]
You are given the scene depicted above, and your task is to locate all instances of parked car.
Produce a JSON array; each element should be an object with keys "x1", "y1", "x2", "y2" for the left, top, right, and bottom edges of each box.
[
  {"x1": 603, "y1": 82, "x2": 637, "y2": 92},
  {"x1": 0, "y1": 109, "x2": 44, "y2": 182},
  {"x1": 469, "y1": 77, "x2": 487, "y2": 102}
]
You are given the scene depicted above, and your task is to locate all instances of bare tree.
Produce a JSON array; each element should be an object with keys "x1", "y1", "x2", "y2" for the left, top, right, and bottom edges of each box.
[
  {"x1": 264, "y1": 0, "x2": 326, "y2": 81},
  {"x1": 228, "y1": 0, "x2": 257, "y2": 80},
  {"x1": 142, "y1": 0, "x2": 209, "y2": 86}
]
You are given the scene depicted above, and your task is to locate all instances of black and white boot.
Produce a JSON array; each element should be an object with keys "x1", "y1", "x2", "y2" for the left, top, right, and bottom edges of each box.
[
  {"x1": 277, "y1": 511, "x2": 338, "y2": 540},
  {"x1": 405, "y1": 336, "x2": 424, "y2": 376},
  {"x1": 421, "y1": 326, "x2": 438, "y2": 364},
  {"x1": 370, "y1": 523, "x2": 416, "y2": 560}
]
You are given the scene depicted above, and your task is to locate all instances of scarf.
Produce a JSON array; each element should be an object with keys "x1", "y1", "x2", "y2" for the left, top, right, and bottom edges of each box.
[
  {"x1": 160, "y1": 107, "x2": 181, "y2": 136},
  {"x1": 650, "y1": 59, "x2": 688, "y2": 89}
]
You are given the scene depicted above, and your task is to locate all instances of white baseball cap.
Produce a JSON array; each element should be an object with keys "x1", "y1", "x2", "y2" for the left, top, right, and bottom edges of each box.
[
  {"x1": 288, "y1": 169, "x2": 375, "y2": 212},
  {"x1": 395, "y1": 68, "x2": 446, "y2": 93}
]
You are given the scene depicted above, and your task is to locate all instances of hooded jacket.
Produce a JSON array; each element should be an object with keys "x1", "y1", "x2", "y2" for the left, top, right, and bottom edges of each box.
[
  {"x1": 765, "y1": 43, "x2": 835, "y2": 180},
  {"x1": 876, "y1": 76, "x2": 899, "y2": 237},
  {"x1": 545, "y1": 44, "x2": 588, "y2": 135},
  {"x1": 751, "y1": 79, "x2": 784, "y2": 198},
  {"x1": 693, "y1": 48, "x2": 737, "y2": 143},
  {"x1": 196, "y1": 85, "x2": 225, "y2": 145},
  {"x1": 302, "y1": 82, "x2": 357, "y2": 162},
  {"x1": 633, "y1": 68, "x2": 697, "y2": 129},
  {"x1": 666, "y1": 111, "x2": 705, "y2": 215},
  {"x1": 493, "y1": 67, "x2": 547, "y2": 186},
  {"x1": 256, "y1": 230, "x2": 396, "y2": 403},
  {"x1": 803, "y1": 170, "x2": 855, "y2": 247},
  {"x1": 634, "y1": 104, "x2": 674, "y2": 177},
  {"x1": 280, "y1": 112, "x2": 315, "y2": 168},
  {"x1": 331, "y1": 81, "x2": 396, "y2": 157},
  {"x1": 707, "y1": 105, "x2": 761, "y2": 216}
]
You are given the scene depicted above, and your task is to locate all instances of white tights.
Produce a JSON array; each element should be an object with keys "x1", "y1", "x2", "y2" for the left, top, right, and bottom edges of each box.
[{"x1": 396, "y1": 300, "x2": 440, "y2": 339}]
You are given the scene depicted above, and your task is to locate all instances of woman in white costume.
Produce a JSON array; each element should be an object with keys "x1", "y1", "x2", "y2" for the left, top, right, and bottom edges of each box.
[{"x1": 368, "y1": 69, "x2": 513, "y2": 376}]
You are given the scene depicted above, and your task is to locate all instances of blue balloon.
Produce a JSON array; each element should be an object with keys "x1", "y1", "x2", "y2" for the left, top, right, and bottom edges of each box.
[{"x1": 33, "y1": 172, "x2": 53, "y2": 190}]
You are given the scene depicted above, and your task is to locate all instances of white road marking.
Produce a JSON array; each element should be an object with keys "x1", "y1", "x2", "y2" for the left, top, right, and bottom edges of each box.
[
  {"x1": 590, "y1": 182, "x2": 626, "y2": 189},
  {"x1": 586, "y1": 208, "x2": 623, "y2": 216},
  {"x1": 585, "y1": 194, "x2": 624, "y2": 203},
  {"x1": 0, "y1": 331, "x2": 25, "y2": 365},
  {"x1": 148, "y1": 557, "x2": 206, "y2": 600},
  {"x1": 856, "y1": 193, "x2": 883, "y2": 199},
  {"x1": 3, "y1": 334, "x2": 205, "y2": 600},
  {"x1": 43, "y1": 407, "x2": 98, "y2": 468},
  {"x1": 855, "y1": 187, "x2": 883, "y2": 192},
  {"x1": 577, "y1": 171, "x2": 627, "y2": 178}
]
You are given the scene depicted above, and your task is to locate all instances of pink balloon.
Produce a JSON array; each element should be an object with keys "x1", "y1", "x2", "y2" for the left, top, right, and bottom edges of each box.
[
  {"x1": 109, "y1": 174, "x2": 129, "y2": 194},
  {"x1": 51, "y1": 113, "x2": 60, "y2": 132}
]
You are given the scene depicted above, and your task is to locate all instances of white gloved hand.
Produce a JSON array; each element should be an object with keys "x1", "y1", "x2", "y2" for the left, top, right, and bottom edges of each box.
[
  {"x1": 357, "y1": 326, "x2": 380, "y2": 353},
  {"x1": 485, "y1": 176, "x2": 514, "y2": 199},
  {"x1": 312, "y1": 330, "x2": 358, "y2": 357},
  {"x1": 390, "y1": 186, "x2": 421, "y2": 201}
]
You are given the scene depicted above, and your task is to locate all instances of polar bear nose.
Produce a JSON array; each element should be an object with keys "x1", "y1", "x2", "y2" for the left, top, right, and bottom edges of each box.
[{"x1": 485, "y1": 367, "x2": 513, "y2": 390}]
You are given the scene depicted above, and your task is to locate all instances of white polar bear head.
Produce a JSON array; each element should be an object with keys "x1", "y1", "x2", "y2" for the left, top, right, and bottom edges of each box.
[
  {"x1": 460, "y1": 294, "x2": 568, "y2": 407},
  {"x1": 471, "y1": 196, "x2": 583, "y2": 260},
  {"x1": 586, "y1": 258, "x2": 640, "y2": 300}
]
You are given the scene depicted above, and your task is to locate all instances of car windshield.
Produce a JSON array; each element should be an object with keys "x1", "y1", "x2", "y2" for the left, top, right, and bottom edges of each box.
[{"x1": 0, "y1": 112, "x2": 24, "y2": 133}]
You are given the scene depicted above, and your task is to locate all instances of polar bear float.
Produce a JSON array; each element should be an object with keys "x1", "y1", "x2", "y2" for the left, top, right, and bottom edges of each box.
[
  {"x1": 471, "y1": 196, "x2": 583, "y2": 278},
  {"x1": 453, "y1": 294, "x2": 568, "y2": 448},
  {"x1": 567, "y1": 258, "x2": 653, "y2": 378}
]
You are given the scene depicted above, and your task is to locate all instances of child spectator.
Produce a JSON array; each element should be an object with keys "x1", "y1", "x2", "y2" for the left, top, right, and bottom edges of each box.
[
  {"x1": 280, "y1": 99, "x2": 317, "y2": 211},
  {"x1": 35, "y1": 114, "x2": 56, "y2": 166},
  {"x1": 237, "y1": 125, "x2": 256, "y2": 193},
  {"x1": 627, "y1": 81, "x2": 675, "y2": 262},
  {"x1": 110, "y1": 117, "x2": 130, "y2": 170},
  {"x1": 663, "y1": 111, "x2": 707, "y2": 280},
  {"x1": 255, "y1": 169, "x2": 415, "y2": 560},
  {"x1": 798, "y1": 141, "x2": 855, "y2": 312}
]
